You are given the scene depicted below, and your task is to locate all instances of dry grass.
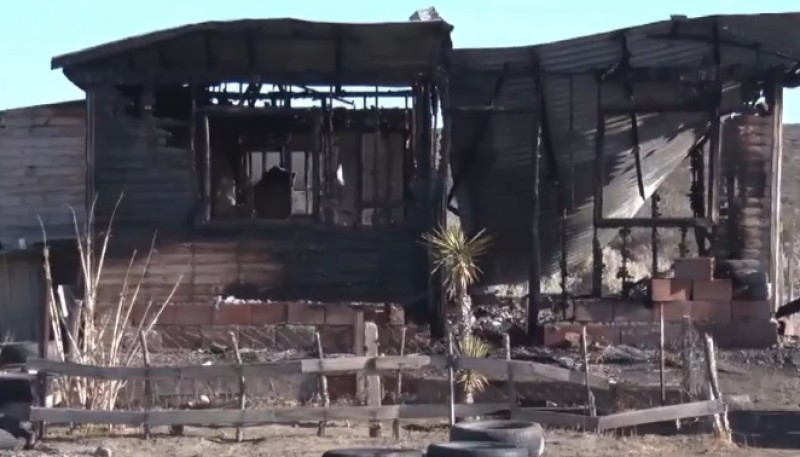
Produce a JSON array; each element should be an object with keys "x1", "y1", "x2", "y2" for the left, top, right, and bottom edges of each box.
[{"x1": 38, "y1": 194, "x2": 182, "y2": 413}]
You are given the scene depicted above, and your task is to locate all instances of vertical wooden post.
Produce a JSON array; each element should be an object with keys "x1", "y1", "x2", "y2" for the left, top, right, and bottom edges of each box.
[
  {"x1": 592, "y1": 84, "x2": 606, "y2": 297},
  {"x1": 681, "y1": 315, "x2": 694, "y2": 402},
  {"x1": 315, "y1": 331, "x2": 330, "y2": 437},
  {"x1": 447, "y1": 331, "x2": 456, "y2": 426},
  {"x1": 703, "y1": 334, "x2": 731, "y2": 441},
  {"x1": 659, "y1": 303, "x2": 666, "y2": 406},
  {"x1": 503, "y1": 333, "x2": 517, "y2": 419},
  {"x1": 580, "y1": 325, "x2": 596, "y2": 416},
  {"x1": 392, "y1": 326, "x2": 407, "y2": 440},
  {"x1": 139, "y1": 330, "x2": 152, "y2": 440},
  {"x1": 354, "y1": 310, "x2": 366, "y2": 403},
  {"x1": 528, "y1": 82, "x2": 543, "y2": 341},
  {"x1": 365, "y1": 322, "x2": 381, "y2": 437},
  {"x1": 230, "y1": 332, "x2": 246, "y2": 442}
]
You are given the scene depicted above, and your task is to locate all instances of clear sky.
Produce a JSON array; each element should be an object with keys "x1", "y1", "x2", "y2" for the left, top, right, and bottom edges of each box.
[{"x1": 2, "y1": 0, "x2": 798, "y2": 121}]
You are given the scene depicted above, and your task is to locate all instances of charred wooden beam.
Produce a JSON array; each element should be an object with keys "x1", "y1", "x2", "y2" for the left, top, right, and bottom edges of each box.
[
  {"x1": 528, "y1": 59, "x2": 543, "y2": 342},
  {"x1": 445, "y1": 105, "x2": 537, "y2": 113},
  {"x1": 446, "y1": 63, "x2": 510, "y2": 214},
  {"x1": 334, "y1": 31, "x2": 344, "y2": 94},
  {"x1": 616, "y1": 32, "x2": 645, "y2": 200},
  {"x1": 707, "y1": 21, "x2": 723, "y2": 226},
  {"x1": 592, "y1": 81, "x2": 605, "y2": 297},
  {"x1": 595, "y1": 217, "x2": 711, "y2": 229}
]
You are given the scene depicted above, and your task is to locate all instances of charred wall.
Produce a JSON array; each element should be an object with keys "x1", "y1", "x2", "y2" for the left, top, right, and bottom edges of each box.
[{"x1": 89, "y1": 87, "x2": 427, "y2": 311}]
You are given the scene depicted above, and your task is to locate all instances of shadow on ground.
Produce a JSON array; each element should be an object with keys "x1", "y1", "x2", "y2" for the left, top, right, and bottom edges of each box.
[{"x1": 730, "y1": 411, "x2": 800, "y2": 449}]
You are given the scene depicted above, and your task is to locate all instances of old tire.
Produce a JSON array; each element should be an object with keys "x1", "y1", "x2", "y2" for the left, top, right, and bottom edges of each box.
[
  {"x1": 321, "y1": 449, "x2": 423, "y2": 457},
  {"x1": 449, "y1": 420, "x2": 545, "y2": 457},
  {"x1": 427, "y1": 442, "x2": 528, "y2": 457}
]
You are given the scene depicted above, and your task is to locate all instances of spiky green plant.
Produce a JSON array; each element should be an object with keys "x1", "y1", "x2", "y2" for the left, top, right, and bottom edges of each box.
[
  {"x1": 456, "y1": 334, "x2": 491, "y2": 404},
  {"x1": 421, "y1": 225, "x2": 491, "y2": 338}
]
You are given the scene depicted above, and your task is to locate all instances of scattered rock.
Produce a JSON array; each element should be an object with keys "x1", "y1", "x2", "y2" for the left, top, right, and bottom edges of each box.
[{"x1": 94, "y1": 445, "x2": 112, "y2": 457}]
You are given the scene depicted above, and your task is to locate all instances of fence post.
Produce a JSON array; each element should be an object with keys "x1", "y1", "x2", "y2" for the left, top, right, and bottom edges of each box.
[
  {"x1": 229, "y1": 332, "x2": 246, "y2": 442},
  {"x1": 503, "y1": 333, "x2": 516, "y2": 419},
  {"x1": 138, "y1": 330, "x2": 152, "y2": 440},
  {"x1": 580, "y1": 325, "x2": 596, "y2": 417},
  {"x1": 315, "y1": 331, "x2": 330, "y2": 437},
  {"x1": 702, "y1": 334, "x2": 731, "y2": 442},
  {"x1": 659, "y1": 303, "x2": 666, "y2": 405},
  {"x1": 447, "y1": 331, "x2": 455, "y2": 426},
  {"x1": 365, "y1": 322, "x2": 381, "y2": 438},
  {"x1": 392, "y1": 326, "x2": 407, "y2": 440}
]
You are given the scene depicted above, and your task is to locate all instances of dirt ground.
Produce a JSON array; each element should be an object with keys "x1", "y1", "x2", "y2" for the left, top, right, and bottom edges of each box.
[{"x1": 5, "y1": 343, "x2": 800, "y2": 457}]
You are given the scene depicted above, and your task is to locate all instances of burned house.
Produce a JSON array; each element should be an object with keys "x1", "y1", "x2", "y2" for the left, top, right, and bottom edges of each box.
[
  {"x1": 2, "y1": 13, "x2": 800, "y2": 350},
  {"x1": 1, "y1": 19, "x2": 453, "y2": 348}
]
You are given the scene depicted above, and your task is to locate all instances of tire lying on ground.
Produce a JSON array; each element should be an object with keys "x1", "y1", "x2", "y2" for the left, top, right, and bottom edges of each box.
[
  {"x1": 449, "y1": 420, "x2": 545, "y2": 457},
  {"x1": 321, "y1": 449, "x2": 423, "y2": 457},
  {"x1": 427, "y1": 442, "x2": 529, "y2": 457}
]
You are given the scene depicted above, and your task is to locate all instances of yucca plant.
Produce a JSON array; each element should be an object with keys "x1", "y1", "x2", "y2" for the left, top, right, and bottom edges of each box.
[
  {"x1": 456, "y1": 334, "x2": 491, "y2": 405},
  {"x1": 421, "y1": 225, "x2": 491, "y2": 338}
]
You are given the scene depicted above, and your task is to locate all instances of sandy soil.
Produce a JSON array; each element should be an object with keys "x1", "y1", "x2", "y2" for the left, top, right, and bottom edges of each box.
[{"x1": 2, "y1": 423, "x2": 793, "y2": 457}]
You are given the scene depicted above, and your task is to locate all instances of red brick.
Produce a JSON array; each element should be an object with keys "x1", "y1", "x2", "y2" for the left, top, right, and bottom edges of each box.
[
  {"x1": 673, "y1": 257, "x2": 714, "y2": 280},
  {"x1": 287, "y1": 303, "x2": 325, "y2": 325},
  {"x1": 213, "y1": 304, "x2": 252, "y2": 325},
  {"x1": 542, "y1": 324, "x2": 620, "y2": 348},
  {"x1": 573, "y1": 300, "x2": 614, "y2": 322},
  {"x1": 731, "y1": 300, "x2": 772, "y2": 322},
  {"x1": 326, "y1": 306, "x2": 356, "y2": 325},
  {"x1": 170, "y1": 305, "x2": 213, "y2": 325},
  {"x1": 651, "y1": 278, "x2": 691, "y2": 302},
  {"x1": 613, "y1": 302, "x2": 655, "y2": 322},
  {"x1": 688, "y1": 300, "x2": 731, "y2": 324},
  {"x1": 692, "y1": 280, "x2": 732, "y2": 301},
  {"x1": 251, "y1": 303, "x2": 287, "y2": 324},
  {"x1": 660, "y1": 301, "x2": 730, "y2": 323},
  {"x1": 659, "y1": 301, "x2": 692, "y2": 322}
]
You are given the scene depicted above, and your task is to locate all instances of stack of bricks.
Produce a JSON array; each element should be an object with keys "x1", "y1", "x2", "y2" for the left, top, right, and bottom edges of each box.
[{"x1": 543, "y1": 257, "x2": 777, "y2": 349}]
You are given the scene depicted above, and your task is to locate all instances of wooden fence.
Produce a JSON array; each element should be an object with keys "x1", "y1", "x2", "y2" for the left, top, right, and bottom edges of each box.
[{"x1": 24, "y1": 348, "x2": 730, "y2": 437}]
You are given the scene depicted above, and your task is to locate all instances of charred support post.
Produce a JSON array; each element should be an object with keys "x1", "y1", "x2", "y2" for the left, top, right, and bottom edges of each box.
[
  {"x1": 617, "y1": 32, "x2": 646, "y2": 200},
  {"x1": 651, "y1": 192, "x2": 661, "y2": 277},
  {"x1": 592, "y1": 82, "x2": 606, "y2": 297},
  {"x1": 707, "y1": 22, "x2": 723, "y2": 228},
  {"x1": 528, "y1": 58, "x2": 544, "y2": 341}
]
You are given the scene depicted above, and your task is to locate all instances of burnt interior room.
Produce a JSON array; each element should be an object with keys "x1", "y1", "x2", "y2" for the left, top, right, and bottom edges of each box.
[{"x1": 49, "y1": 19, "x2": 453, "y2": 329}]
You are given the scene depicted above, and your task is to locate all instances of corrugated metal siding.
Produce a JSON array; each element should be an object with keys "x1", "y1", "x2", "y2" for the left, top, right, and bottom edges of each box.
[
  {"x1": 0, "y1": 252, "x2": 45, "y2": 342},
  {"x1": 96, "y1": 227, "x2": 426, "y2": 307},
  {"x1": 91, "y1": 87, "x2": 196, "y2": 228},
  {"x1": 448, "y1": 13, "x2": 800, "y2": 286},
  {"x1": 0, "y1": 101, "x2": 86, "y2": 249}
]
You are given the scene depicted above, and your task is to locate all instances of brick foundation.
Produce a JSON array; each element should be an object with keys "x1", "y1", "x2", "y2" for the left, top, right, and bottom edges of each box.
[{"x1": 565, "y1": 258, "x2": 777, "y2": 349}]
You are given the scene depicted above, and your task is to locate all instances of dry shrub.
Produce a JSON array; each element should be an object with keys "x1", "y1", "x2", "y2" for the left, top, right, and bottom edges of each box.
[{"x1": 39, "y1": 194, "x2": 183, "y2": 412}]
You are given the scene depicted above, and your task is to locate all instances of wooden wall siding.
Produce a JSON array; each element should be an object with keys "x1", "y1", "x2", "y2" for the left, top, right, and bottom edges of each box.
[
  {"x1": 91, "y1": 87, "x2": 196, "y2": 229},
  {"x1": 0, "y1": 252, "x2": 45, "y2": 342},
  {"x1": 96, "y1": 227, "x2": 427, "y2": 308},
  {"x1": 0, "y1": 102, "x2": 86, "y2": 248}
]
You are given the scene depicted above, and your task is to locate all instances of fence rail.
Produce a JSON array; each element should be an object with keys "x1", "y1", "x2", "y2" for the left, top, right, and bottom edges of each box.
[{"x1": 26, "y1": 354, "x2": 611, "y2": 389}]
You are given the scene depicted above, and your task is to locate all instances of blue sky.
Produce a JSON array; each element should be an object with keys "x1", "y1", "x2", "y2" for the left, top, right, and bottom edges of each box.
[{"x1": 2, "y1": 0, "x2": 798, "y2": 121}]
